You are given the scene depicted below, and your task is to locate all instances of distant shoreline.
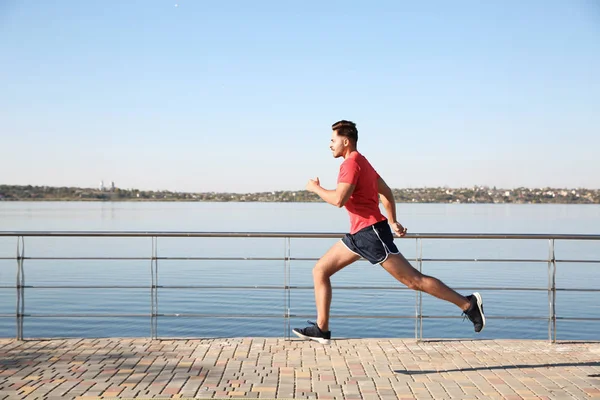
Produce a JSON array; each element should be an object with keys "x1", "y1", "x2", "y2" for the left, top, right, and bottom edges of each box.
[{"x1": 1, "y1": 184, "x2": 599, "y2": 204}]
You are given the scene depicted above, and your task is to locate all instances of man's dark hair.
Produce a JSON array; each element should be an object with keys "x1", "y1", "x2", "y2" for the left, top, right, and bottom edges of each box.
[{"x1": 332, "y1": 120, "x2": 358, "y2": 143}]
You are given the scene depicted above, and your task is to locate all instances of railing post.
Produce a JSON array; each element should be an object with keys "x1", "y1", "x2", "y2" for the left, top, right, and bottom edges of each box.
[
  {"x1": 284, "y1": 237, "x2": 291, "y2": 340},
  {"x1": 548, "y1": 239, "x2": 557, "y2": 343},
  {"x1": 415, "y1": 238, "x2": 423, "y2": 342},
  {"x1": 150, "y1": 236, "x2": 158, "y2": 339},
  {"x1": 16, "y1": 236, "x2": 25, "y2": 341}
]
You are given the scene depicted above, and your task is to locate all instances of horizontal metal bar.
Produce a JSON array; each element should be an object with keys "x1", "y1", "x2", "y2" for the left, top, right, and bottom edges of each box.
[
  {"x1": 0, "y1": 285, "x2": 291, "y2": 289},
  {"x1": 399, "y1": 316, "x2": 600, "y2": 321},
  {"x1": 0, "y1": 286, "x2": 154, "y2": 289},
  {"x1": 0, "y1": 256, "x2": 288, "y2": 261},
  {"x1": 412, "y1": 315, "x2": 552, "y2": 320},
  {"x1": 1, "y1": 286, "x2": 598, "y2": 292},
  {"x1": 171, "y1": 314, "x2": 416, "y2": 318},
  {"x1": 421, "y1": 258, "x2": 551, "y2": 262},
  {"x1": 0, "y1": 258, "x2": 556, "y2": 265},
  {"x1": 2, "y1": 256, "x2": 599, "y2": 264},
  {"x1": 0, "y1": 257, "x2": 120, "y2": 260},
  {"x1": 7, "y1": 313, "x2": 306, "y2": 318},
  {"x1": 0, "y1": 314, "x2": 586, "y2": 320},
  {"x1": 7, "y1": 314, "x2": 152, "y2": 318},
  {"x1": 292, "y1": 314, "x2": 552, "y2": 320},
  {"x1": 0, "y1": 314, "x2": 458, "y2": 319},
  {"x1": 155, "y1": 286, "x2": 559, "y2": 291},
  {"x1": 2, "y1": 231, "x2": 600, "y2": 240},
  {"x1": 159, "y1": 314, "x2": 287, "y2": 318},
  {"x1": 285, "y1": 286, "x2": 576, "y2": 291},
  {"x1": 1, "y1": 315, "x2": 599, "y2": 322},
  {"x1": 0, "y1": 286, "x2": 586, "y2": 291}
]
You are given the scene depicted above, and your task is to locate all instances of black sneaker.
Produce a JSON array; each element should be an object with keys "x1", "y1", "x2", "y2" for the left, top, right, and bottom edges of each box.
[
  {"x1": 292, "y1": 321, "x2": 331, "y2": 344},
  {"x1": 463, "y1": 292, "x2": 486, "y2": 333}
]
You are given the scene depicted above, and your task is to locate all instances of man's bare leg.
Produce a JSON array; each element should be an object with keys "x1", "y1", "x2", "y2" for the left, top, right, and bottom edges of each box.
[
  {"x1": 380, "y1": 252, "x2": 470, "y2": 310},
  {"x1": 313, "y1": 241, "x2": 361, "y2": 331}
]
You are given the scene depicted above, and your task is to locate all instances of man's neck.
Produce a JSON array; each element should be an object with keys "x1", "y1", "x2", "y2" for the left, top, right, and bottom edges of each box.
[{"x1": 343, "y1": 148, "x2": 358, "y2": 160}]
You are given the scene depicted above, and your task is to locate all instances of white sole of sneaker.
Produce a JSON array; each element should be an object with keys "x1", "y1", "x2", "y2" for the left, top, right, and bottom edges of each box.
[
  {"x1": 292, "y1": 329, "x2": 331, "y2": 344},
  {"x1": 473, "y1": 292, "x2": 486, "y2": 332}
]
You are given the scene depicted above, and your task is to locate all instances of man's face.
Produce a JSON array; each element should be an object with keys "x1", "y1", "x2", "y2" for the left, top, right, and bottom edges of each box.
[{"x1": 330, "y1": 130, "x2": 346, "y2": 158}]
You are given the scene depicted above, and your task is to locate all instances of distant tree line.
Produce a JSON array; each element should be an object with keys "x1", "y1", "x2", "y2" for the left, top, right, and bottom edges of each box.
[{"x1": 0, "y1": 184, "x2": 599, "y2": 204}]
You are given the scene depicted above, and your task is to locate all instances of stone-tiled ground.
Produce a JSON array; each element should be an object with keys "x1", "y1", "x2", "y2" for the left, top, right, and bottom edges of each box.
[{"x1": 1, "y1": 338, "x2": 599, "y2": 399}]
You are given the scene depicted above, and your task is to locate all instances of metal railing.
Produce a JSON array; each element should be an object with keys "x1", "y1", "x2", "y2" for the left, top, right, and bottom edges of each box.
[{"x1": 1, "y1": 231, "x2": 599, "y2": 342}]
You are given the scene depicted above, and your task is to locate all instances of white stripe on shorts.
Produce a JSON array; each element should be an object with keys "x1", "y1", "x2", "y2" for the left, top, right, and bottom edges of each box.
[{"x1": 372, "y1": 225, "x2": 400, "y2": 264}]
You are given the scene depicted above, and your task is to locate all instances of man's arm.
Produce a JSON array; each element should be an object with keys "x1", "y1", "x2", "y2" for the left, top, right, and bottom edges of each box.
[
  {"x1": 377, "y1": 176, "x2": 396, "y2": 222},
  {"x1": 307, "y1": 178, "x2": 354, "y2": 208},
  {"x1": 378, "y1": 176, "x2": 407, "y2": 236}
]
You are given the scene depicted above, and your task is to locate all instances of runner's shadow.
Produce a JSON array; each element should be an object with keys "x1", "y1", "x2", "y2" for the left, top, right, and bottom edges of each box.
[{"x1": 396, "y1": 361, "x2": 600, "y2": 375}]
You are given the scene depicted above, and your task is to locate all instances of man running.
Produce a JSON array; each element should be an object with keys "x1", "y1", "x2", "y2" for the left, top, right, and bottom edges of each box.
[{"x1": 293, "y1": 120, "x2": 485, "y2": 344}]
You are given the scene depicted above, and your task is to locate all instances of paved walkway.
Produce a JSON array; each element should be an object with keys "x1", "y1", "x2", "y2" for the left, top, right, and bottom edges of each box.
[{"x1": 0, "y1": 338, "x2": 599, "y2": 399}]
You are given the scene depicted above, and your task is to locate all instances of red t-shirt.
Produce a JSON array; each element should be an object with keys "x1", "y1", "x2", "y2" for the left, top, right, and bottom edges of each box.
[{"x1": 337, "y1": 151, "x2": 387, "y2": 234}]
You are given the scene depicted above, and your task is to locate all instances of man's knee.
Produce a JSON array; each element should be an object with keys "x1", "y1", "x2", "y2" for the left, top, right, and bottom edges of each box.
[{"x1": 313, "y1": 260, "x2": 333, "y2": 280}]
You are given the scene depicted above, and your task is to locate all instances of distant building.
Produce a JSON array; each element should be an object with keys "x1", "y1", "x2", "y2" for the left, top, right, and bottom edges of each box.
[
  {"x1": 111, "y1": 181, "x2": 115, "y2": 192},
  {"x1": 100, "y1": 181, "x2": 105, "y2": 191}
]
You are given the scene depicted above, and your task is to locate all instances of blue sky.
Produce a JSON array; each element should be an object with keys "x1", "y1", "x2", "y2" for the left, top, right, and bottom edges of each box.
[{"x1": 1, "y1": 0, "x2": 599, "y2": 192}]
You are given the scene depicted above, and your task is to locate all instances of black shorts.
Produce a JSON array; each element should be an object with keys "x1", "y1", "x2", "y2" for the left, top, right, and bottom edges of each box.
[{"x1": 341, "y1": 220, "x2": 400, "y2": 264}]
